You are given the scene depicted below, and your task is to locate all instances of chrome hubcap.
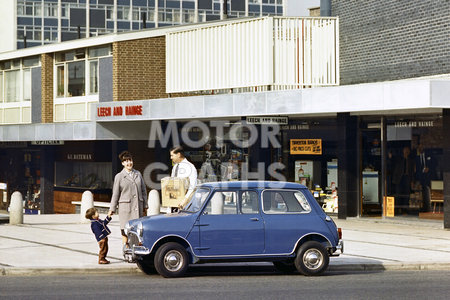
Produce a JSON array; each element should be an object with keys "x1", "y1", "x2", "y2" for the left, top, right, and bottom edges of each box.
[
  {"x1": 303, "y1": 249, "x2": 323, "y2": 269},
  {"x1": 164, "y1": 250, "x2": 183, "y2": 272}
]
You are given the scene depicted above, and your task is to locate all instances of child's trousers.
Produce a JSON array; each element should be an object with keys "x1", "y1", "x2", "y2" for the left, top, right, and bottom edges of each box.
[{"x1": 98, "y1": 237, "x2": 109, "y2": 262}]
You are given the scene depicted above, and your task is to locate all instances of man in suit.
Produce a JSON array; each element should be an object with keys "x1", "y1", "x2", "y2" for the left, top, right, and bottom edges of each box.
[
  {"x1": 392, "y1": 146, "x2": 415, "y2": 213},
  {"x1": 415, "y1": 143, "x2": 433, "y2": 212}
]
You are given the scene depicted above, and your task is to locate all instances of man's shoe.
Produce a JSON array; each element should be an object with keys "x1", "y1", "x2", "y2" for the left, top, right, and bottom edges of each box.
[{"x1": 99, "y1": 259, "x2": 110, "y2": 264}]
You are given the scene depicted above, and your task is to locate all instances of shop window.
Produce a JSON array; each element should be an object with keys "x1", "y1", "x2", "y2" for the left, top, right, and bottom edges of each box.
[
  {"x1": 0, "y1": 73, "x2": 3, "y2": 103},
  {"x1": 54, "y1": 162, "x2": 112, "y2": 190}
]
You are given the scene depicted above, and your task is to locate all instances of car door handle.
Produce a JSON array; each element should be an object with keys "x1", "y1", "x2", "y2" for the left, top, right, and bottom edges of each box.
[{"x1": 250, "y1": 217, "x2": 259, "y2": 221}]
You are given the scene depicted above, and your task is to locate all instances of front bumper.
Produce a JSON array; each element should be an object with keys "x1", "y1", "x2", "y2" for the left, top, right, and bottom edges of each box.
[
  {"x1": 123, "y1": 231, "x2": 150, "y2": 262},
  {"x1": 333, "y1": 240, "x2": 344, "y2": 256}
]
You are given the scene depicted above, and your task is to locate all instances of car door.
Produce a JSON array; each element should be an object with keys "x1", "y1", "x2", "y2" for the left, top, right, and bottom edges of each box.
[
  {"x1": 197, "y1": 190, "x2": 264, "y2": 256},
  {"x1": 262, "y1": 189, "x2": 317, "y2": 254}
]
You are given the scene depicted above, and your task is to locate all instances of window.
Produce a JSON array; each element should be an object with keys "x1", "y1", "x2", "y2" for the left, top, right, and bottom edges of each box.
[
  {"x1": 5, "y1": 70, "x2": 20, "y2": 103},
  {"x1": 23, "y1": 69, "x2": 31, "y2": 101},
  {"x1": 89, "y1": 60, "x2": 98, "y2": 94},
  {"x1": 204, "y1": 191, "x2": 238, "y2": 215},
  {"x1": 240, "y1": 191, "x2": 259, "y2": 214},
  {"x1": 0, "y1": 73, "x2": 3, "y2": 102},
  {"x1": 0, "y1": 57, "x2": 40, "y2": 105},
  {"x1": 68, "y1": 61, "x2": 85, "y2": 97},
  {"x1": 44, "y1": 3, "x2": 58, "y2": 17},
  {"x1": 56, "y1": 46, "x2": 111, "y2": 97},
  {"x1": 263, "y1": 190, "x2": 312, "y2": 214},
  {"x1": 57, "y1": 65, "x2": 65, "y2": 97},
  {"x1": 184, "y1": 188, "x2": 210, "y2": 212}
]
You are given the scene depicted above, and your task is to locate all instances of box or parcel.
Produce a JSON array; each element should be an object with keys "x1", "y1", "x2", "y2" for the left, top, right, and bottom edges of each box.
[{"x1": 161, "y1": 177, "x2": 189, "y2": 207}]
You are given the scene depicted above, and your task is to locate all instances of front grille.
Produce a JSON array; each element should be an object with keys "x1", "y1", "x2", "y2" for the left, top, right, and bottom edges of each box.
[{"x1": 128, "y1": 232, "x2": 140, "y2": 247}]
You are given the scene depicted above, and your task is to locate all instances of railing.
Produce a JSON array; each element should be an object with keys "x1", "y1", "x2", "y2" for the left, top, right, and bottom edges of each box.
[{"x1": 166, "y1": 16, "x2": 339, "y2": 94}]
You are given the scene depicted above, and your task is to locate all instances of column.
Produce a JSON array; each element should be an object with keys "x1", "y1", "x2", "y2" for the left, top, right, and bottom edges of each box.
[
  {"x1": 443, "y1": 109, "x2": 450, "y2": 229},
  {"x1": 337, "y1": 113, "x2": 358, "y2": 219},
  {"x1": 40, "y1": 147, "x2": 55, "y2": 214}
]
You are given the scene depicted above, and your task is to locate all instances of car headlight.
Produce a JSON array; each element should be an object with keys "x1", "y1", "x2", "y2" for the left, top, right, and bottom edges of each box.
[
  {"x1": 137, "y1": 221, "x2": 143, "y2": 237},
  {"x1": 124, "y1": 221, "x2": 131, "y2": 236}
]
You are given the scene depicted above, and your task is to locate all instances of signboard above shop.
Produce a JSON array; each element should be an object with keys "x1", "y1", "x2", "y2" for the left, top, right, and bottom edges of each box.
[
  {"x1": 246, "y1": 116, "x2": 288, "y2": 125},
  {"x1": 290, "y1": 139, "x2": 322, "y2": 155}
]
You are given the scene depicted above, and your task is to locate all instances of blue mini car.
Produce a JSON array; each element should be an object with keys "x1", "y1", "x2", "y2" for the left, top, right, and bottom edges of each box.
[{"x1": 124, "y1": 181, "x2": 343, "y2": 277}]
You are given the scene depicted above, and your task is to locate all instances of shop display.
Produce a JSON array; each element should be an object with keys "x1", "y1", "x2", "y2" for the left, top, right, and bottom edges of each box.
[{"x1": 54, "y1": 161, "x2": 112, "y2": 189}]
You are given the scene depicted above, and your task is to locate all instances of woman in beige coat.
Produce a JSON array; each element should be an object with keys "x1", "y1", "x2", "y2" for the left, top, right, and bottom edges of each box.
[{"x1": 109, "y1": 151, "x2": 148, "y2": 246}]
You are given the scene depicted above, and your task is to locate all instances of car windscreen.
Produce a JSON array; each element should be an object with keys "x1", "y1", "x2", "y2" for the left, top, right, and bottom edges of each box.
[{"x1": 182, "y1": 188, "x2": 210, "y2": 213}]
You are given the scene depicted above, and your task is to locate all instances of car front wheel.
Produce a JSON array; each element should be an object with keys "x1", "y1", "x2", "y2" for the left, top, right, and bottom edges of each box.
[
  {"x1": 295, "y1": 241, "x2": 329, "y2": 276},
  {"x1": 154, "y1": 242, "x2": 189, "y2": 278}
]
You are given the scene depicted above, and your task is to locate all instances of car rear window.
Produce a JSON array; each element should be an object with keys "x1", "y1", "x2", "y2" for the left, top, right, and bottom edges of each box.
[{"x1": 262, "y1": 190, "x2": 312, "y2": 214}]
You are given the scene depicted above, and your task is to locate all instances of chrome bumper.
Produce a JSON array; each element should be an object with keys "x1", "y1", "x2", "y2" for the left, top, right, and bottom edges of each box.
[
  {"x1": 124, "y1": 245, "x2": 151, "y2": 256},
  {"x1": 335, "y1": 240, "x2": 344, "y2": 255}
]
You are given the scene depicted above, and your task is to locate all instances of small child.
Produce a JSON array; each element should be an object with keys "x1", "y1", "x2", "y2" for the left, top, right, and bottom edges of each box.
[{"x1": 85, "y1": 208, "x2": 113, "y2": 264}]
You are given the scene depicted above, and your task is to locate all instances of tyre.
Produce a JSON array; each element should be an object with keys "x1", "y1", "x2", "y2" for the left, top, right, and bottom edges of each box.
[
  {"x1": 154, "y1": 242, "x2": 189, "y2": 278},
  {"x1": 273, "y1": 259, "x2": 296, "y2": 273},
  {"x1": 136, "y1": 255, "x2": 156, "y2": 275},
  {"x1": 294, "y1": 241, "x2": 329, "y2": 276}
]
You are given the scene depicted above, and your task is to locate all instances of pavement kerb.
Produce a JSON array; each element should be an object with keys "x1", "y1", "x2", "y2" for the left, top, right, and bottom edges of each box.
[
  {"x1": 4, "y1": 262, "x2": 450, "y2": 276},
  {"x1": 1, "y1": 266, "x2": 141, "y2": 276}
]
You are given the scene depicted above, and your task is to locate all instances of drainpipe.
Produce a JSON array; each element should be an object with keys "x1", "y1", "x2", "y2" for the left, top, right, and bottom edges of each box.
[
  {"x1": 223, "y1": 0, "x2": 228, "y2": 19},
  {"x1": 320, "y1": 0, "x2": 331, "y2": 16}
]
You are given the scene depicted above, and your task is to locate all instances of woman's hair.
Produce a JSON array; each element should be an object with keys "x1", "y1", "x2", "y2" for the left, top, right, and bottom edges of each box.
[
  {"x1": 119, "y1": 150, "x2": 133, "y2": 162},
  {"x1": 85, "y1": 207, "x2": 98, "y2": 219}
]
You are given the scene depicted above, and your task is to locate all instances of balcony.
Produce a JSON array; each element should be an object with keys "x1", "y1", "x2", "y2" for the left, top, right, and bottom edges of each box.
[{"x1": 166, "y1": 16, "x2": 339, "y2": 94}]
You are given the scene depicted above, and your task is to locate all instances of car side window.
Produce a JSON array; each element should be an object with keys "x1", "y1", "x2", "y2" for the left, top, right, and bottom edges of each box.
[
  {"x1": 239, "y1": 191, "x2": 259, "y2": 214},
  {"x1": 263, "y1": 190, "x2": 311, "y2": 214},
  {"x1": 204, "y1": 191, "x2": 237, "y2": 215}
]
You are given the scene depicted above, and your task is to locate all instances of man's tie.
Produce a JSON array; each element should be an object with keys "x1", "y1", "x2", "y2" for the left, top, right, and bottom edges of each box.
[{"x1": 174, "y1": 164, "x2": 179, "y2": 177}]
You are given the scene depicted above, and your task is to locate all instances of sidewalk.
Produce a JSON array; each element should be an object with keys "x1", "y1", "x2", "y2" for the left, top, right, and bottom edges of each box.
[{"x1": 1, "y1": 213, "x2": 450, "y2": 276}]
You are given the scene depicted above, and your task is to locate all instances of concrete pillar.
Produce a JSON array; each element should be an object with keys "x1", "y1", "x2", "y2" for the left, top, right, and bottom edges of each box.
[
  {"x1": 148, "y1": 189, "x2": 161, "y2": 216},
  {"x1": 9, "y1": 191, "x2": 23, "y2": 225},
  {"x1": 81, "y1": 191, "x2": 94, "y2": 223}
]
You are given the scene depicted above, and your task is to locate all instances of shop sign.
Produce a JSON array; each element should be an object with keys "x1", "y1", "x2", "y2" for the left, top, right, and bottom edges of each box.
[
  {"x1": 67, "y1": 154, "x2": 93, "y2": 161},
  {"x1": 394, "y1": 121, "x2": 434, "y2": 128},
  {"x1": 0, "y1": 142, "x2": 27, "y2": 148},
  {"x1": 384, "y1": 196, "x2": 395, "y2": 217},
  {"x1": 290, "y1": 139, "x2": 322, "y2": 155},
  {"x1": 246, "y1": 116, "x2": 288, "y2": 125},
  {"x1": 31, "y1": 141, "x2": 64, "y2": 145},
  {"x1": 97, "y1": 104, "x2": 143, "y2": 117}
]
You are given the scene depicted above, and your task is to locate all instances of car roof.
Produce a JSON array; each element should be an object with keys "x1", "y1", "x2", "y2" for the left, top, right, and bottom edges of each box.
[{"x1": 198, "y1": 181, "x2": 306, "y2": 190}]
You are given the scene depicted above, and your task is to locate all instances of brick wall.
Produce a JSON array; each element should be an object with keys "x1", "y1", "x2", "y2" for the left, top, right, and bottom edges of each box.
[
  {"x1": 332, "y1": 0, "x2": 450, "y2": 85},
  {"x1": 113, "y1": 37, "x2": 167, "y2": 101},
  {"x1": 41, "y1": 53, "x2": 53, "y2": 123}
]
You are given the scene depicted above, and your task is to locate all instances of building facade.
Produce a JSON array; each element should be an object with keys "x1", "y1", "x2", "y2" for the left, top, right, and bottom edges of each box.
[
  {"x1": 0, "y1": 7, "x2": 449, "y2": 229},
  {"x1": 1, "y1": 0, "x2": 288, "y2": 52}
]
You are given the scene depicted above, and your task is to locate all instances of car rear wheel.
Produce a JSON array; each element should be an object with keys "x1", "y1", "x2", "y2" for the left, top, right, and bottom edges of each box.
[
  {"x1": 136, "y1": 255, "x2": 156, "y2": 275},
  {"x1": 295, "y1": 241, "x2": 329, "y2": 276},
  {"x1": 273, "y1": 259, "x2": 296, "y2": 273},
  {"x1": 154, "y1": 242, "x2": 189, "y2": 278}
]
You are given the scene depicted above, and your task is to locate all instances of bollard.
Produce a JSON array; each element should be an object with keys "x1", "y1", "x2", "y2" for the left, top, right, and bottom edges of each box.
[
  {"x1": 9, "y1": 191, "x2": 23, "y2": 225},
  {"x1": 148, "y1": 189, "x2": 161, "y2": 216},
  {"x1": 81, "y1": 190, "x2": 94, "y2": 223},
  {"x1": 211, "y1": 192, "x2": 224, "y2": 215}
]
